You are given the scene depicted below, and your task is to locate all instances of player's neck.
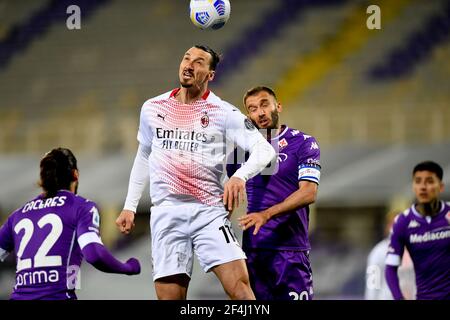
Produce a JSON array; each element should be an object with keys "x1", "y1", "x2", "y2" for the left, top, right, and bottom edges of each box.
[
  {"x1": 177, "y1": 86, "x2": 207, "y2": 104},
  {"x1": 415, "y1": 199, "x2": 441, "y2": 217},
  {"x1": 275, "y1": 125, "x2": 283, "y2": 137},
  {"x1": 69, "y1": 181, "x2": 78, "y2": 194},
  {"x1": 264, "y1": 125, "x2": 282, "y2": 140}
]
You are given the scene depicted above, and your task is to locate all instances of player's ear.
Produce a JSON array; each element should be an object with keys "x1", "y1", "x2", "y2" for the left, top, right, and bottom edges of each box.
[
  {"x1": 208, "y1": 70, "x2": 215, "y2": 81},
  {"x1": 72, "y1": 169, "x2": 79, "y2": 181},
  {"x1": 277, "y1": 102, "x2": 283, "y2": 113},
  {"x1": 440, "y1": 181, "x2": 444, "y2": 193}
]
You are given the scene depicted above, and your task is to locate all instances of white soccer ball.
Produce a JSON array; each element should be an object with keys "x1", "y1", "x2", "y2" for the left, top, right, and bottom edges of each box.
[{"x1": 190, "y1": 0, "x2": 231, "y2": 30}]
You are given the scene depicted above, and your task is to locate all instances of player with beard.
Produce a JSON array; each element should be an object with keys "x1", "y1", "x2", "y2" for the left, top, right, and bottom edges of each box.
[
  {"x1": 115, "y1": 46, "x2": 275, "y2": 300},
  {"x1": 227, "y1": 86, "x2": 321, "y2": 300}
]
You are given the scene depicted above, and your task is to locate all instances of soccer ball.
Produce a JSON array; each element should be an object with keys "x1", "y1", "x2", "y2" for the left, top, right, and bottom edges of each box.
[{"x1": 190, "y1": 0, "x2": 231, "y2": 30}]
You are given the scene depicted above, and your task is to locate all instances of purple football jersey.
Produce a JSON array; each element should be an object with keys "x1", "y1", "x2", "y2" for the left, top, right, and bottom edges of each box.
[
  {"x1": 386, "y1": 201, "x2": 450, "y2": 300},
  {"x1": 0, "y1": 190, "x2": 102, "y2": 300},
  {"x1": 244, "y1": 126, "x2": 321, "y2": 250}
]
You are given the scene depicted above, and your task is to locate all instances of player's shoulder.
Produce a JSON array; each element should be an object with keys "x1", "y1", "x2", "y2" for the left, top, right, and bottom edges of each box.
[
  {"x1": 374, "y1": 238, "x2": 389, "y2": 252},
  {"x1": 393, "y1": 207, "x2": 413, "y2": 228},
  {"x1": 51, "y1": 190, "x2": 97, "y2": 212},
  {"x1": 206, "y1": 91, "x2": 240, "y2": 112},
  {"x1": 285, "y1": 127, "x2": 320, "y2": 157},
  {"x1": 439, "y1": 201, "x2": 450, "y2": 219},
  {"x1": 9, "y1": 193, "x2": 44, "y2": 217},
  {"x1": 69, "y1": 192, "x2": 98, "y2": 210},
  {"x1": 142, "y1": 90, "x2": 173, "y2": 108},
  {"x1": 286, "y1": 127, "x2": 318, "y2": 142},
  {"x1": 368, "y1": 238, "x2": 390, "y2": 262}
]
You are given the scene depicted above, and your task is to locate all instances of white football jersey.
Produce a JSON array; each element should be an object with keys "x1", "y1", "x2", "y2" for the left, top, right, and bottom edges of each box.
[{"x1": 138, "y1": 89, "x2": 264, "y2": 206}]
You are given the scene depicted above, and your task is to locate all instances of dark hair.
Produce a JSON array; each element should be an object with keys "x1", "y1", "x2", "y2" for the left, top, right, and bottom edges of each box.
[
  {"x1": 243, "y1": 86, "x2": 278, "y2": 106},
  {"x1": 39, "y1": 148, "x2": 78, "y2": 198},
  {"x1": 413, "y1": 161, "x2": 443, "y2": 180},
  {"x1": 194, "y1": 44, "x2": 220, "y2": 70}
]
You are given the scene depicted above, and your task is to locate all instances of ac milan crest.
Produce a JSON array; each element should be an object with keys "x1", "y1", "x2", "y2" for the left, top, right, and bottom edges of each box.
[{"x1": 201, "y1": 112, "x2": 209, "y2": 128}]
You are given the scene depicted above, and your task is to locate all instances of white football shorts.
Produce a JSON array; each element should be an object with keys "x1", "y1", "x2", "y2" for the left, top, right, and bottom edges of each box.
[{"x1": 150, "y1": 202, "x2": 246, "y2": 281}]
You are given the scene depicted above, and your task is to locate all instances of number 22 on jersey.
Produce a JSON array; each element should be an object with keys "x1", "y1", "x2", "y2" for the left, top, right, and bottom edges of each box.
[{"x1": 14, "y1": 213, "x2": 63, "y2": 271}]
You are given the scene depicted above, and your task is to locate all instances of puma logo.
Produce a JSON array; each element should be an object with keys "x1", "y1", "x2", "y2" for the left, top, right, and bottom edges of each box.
[{"x1": 157, "y1": 113, "x2": 166, "y2": 121}]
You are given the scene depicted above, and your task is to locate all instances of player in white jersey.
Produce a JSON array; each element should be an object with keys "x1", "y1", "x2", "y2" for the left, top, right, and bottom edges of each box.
[
  {"x1": 365, "y1": 210, "x2": 416, "y2": 300},
  {"x1": 115, "y1": 45, "x2": 276, "y2": 300}
]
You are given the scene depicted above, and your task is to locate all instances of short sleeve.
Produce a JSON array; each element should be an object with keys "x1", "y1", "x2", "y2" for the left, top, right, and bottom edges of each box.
[
  {"x1": 76, "y1": 201, "x2": 103, "y2": 250},
  {"x1": 296, "y1": 135, "x2": 321, "y2": 185}
]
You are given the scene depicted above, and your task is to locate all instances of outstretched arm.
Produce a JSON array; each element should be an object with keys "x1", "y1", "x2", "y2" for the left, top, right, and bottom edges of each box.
[
  {"x1": 81, "y1": 241, "x2": 140, "y2": 275},
  {"x1": 77, "y1": 202, "x2": 140, "y2": 275}
]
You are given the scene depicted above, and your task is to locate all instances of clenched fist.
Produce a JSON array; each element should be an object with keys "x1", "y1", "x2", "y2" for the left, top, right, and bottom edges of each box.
[{"x1": 115, "y1": 210, "x2": 136, "y2": 234}]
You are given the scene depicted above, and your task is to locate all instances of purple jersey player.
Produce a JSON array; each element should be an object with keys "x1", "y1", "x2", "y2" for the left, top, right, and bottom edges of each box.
[
  {"x1": 0, "y1": 148, "x2": 140, "y2": 300},
  {"x1": 386, "y1": 161, "x2": 450, "y2": 300},
  {"x1": 228, "y1": 86, "x2": 320, "y2": 300}
]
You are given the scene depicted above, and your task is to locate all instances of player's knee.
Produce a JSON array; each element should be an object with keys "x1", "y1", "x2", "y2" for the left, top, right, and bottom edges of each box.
[{"x1": 227, "y1": 276, "x2": 255, "y2": 300}]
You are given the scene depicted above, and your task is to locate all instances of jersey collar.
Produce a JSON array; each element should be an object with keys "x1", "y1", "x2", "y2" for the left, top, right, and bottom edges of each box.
[
  {"x1": 411, "y1": 200, "x2": 446, "y2": 221},
  {"x1": 270, "y1": 125, "x2": 289, "y2": 141},
  {"x1": 169, "y1": 88, "x2": 211, "y2": 101}
]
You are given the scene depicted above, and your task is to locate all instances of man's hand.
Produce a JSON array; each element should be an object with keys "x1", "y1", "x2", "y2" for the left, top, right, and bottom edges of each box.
[
  {"x1": 238, "y1": 211, "x2": 270, "y2": 235},
  {"x1": 125, "y1": 258, "x2": 141, "y2": 275},
  {"x1": 223, "y1": 176, "x2": 246, "y2": 212},
  {"x1": 115, "y1": 210, "x2": 135, "y2": 234}
]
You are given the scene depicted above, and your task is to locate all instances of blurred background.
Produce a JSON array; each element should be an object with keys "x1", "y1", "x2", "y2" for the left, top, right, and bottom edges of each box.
[{"x1": 0, "y1": 0, "x2": 449, "y2": 299}]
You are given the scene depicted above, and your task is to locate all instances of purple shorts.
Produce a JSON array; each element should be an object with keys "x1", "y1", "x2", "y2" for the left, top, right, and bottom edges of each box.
[{"x1": 245, "y1": 249, "x2": 313, "y2": 300}]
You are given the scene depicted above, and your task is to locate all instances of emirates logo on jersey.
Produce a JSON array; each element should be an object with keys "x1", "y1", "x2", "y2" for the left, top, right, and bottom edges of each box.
[{"x1": 201, "y1": 113, "x2": 209, "y2": 128}]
